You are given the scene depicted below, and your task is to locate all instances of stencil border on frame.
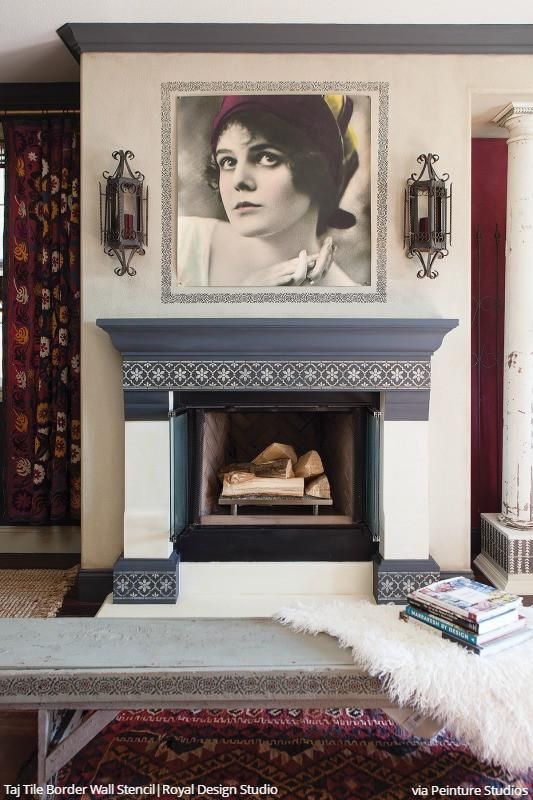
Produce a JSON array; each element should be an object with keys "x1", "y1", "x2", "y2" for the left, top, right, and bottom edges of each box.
[{"x1": 161, "y1": 79, "x2": 389, "y2": 304}]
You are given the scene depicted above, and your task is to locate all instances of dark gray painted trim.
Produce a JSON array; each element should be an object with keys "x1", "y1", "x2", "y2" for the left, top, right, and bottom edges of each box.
[
  {"x1": 383, "y1": 389, "x2": 430, "y2": 421},
  {"x1": 439, "y1": 570, "x2": 474, "y2": 581},
  {"x1": 171, "y1": 390, "x2": 379, "y2": 407},
  {"x1": 373, "y1": 553, "x2": 440, "y2": 604},
  {"x1": 124, "y1": 389, "x2": 169, "y2": 421},
  {"x1": 0, "y1": 83, "x2": 79, "y2": 110},
  {"x1": 125, "y1": 389, "x2": 380, "y2": 420},
  {"x1": 178, "y1": 525, "x2": 377, "y2": 562},
  {"x1": 375, "y1": 555, "x2": 440, "y2": 573},
  {"x1": 57, "y1": 24, "x2": 533, "y2": 60},
  {"x1": 114, "y1": 554, "x2": 177, "y2": 571},
  {"x1": 113, "y1": 551, "x2": 180, "y2": 604},
  {"x1": 97, "y1": 318, "x2": 458, "y2": 361},
  {"x1": 77, "y1": 568, "x2": 113, "y2": 603}
]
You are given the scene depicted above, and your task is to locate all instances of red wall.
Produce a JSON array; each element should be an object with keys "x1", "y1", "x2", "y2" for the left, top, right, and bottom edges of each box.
[{"x1": 470, "y1": 139, "x2": 507, "y2": 551}]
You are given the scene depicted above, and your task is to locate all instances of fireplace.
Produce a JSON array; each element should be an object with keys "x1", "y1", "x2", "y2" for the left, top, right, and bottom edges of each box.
[
  {"x1": 170, "y1": 391, "x2": 380, "y2": 562},
  {"x1": 97, "y1": 317, "x2": 457, "y2": 607}
]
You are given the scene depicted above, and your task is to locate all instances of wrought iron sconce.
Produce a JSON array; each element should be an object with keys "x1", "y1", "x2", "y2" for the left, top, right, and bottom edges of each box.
[
  {"x1": 404, "y1": 153, "x2": 452, "y2": 279},
  {"x1": 100, "y1": 150, "x2": 148, "y2": 277}
]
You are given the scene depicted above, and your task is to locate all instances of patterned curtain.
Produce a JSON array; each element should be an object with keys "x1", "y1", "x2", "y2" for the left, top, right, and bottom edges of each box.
[{"x1": 2, "y1": 116, "x2": 80, "y2": 521}]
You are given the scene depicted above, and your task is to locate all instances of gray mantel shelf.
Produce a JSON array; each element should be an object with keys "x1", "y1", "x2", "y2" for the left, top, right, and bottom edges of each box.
[
  {"x1": 96, "y1": 318, "x2": 458, "y2": 361},
  {"x1": 57, "y1": 24, "x2": 533, "y2": 58}
]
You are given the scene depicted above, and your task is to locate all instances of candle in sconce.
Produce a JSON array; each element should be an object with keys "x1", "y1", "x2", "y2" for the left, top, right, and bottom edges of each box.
[
  {"x1": 123, "y1": 213, "x2": 134, "y2": 238},
  {"x1": 418, "y1": 217, "x2": 429, "y2": 236}
]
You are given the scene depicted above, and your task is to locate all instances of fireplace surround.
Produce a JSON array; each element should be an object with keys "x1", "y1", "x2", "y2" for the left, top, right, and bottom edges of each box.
[{"x1": 97, "y1": 317, "x2": 458, "y2": 606}]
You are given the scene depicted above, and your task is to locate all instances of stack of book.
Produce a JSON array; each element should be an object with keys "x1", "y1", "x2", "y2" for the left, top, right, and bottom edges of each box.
[{"x1": 401, "y1": 576, "x2": 532, "y2": 656}]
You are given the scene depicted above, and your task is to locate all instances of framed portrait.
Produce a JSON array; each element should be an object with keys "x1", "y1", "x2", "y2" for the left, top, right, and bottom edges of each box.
[{"x1": 161, "y1": 80, "x2": 389, "y2": 303}]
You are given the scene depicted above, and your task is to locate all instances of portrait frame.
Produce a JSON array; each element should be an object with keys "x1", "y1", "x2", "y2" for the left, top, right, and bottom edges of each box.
[{"x1": 161, "y1": 79, "x2": 389, "y2": 304}]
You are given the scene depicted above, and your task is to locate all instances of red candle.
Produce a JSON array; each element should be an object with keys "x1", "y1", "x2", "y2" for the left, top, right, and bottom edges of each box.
[{"x1": 123, "y1": 213, "x2": 133, "y2": 238}]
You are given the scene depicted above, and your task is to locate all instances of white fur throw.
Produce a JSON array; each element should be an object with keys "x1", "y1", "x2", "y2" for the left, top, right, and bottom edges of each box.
[{"x1": 274, "y1": 600, "x2": 533, "y2": 774}]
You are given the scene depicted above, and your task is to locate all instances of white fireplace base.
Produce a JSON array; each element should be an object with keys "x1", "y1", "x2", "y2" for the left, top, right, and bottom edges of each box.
[{"x1": 98, "y1": 561, "x2": 373, "y2": 618}]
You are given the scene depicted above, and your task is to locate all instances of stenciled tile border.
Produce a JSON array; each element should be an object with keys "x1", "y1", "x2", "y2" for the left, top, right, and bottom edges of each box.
[
  {"x1": 0, "y1": 670, "x2": 386, "y2": 705},
  {"x1": 123, "y1": 359, "x2": 430, "y2": 391},
  {"x1": 481, "y1": 516, "x2": 533, "y2": 575},
  {"x1": 113, "y1": 553, "x2": 180, "y2": 604},
  {"x1": 375, "y1": 571, "x2": 440, "y2": 604},
  {"x1": 113, "y1": 571, "x2": 178, "y2": 603},
  {"x1": 161, "y1": 80, "x2": 389, "y2": 304}
]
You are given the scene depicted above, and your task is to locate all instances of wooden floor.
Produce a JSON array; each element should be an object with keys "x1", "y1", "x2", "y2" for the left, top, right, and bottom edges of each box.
[{"x1": 0, "y1": 711, "x2": 36, "y2": 792}]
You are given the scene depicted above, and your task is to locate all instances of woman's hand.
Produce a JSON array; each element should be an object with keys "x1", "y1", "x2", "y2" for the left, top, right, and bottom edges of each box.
[
  {"x1": 239, "y1": 251, "x2": 308, "y2": 286},
  {"x1": 289, "y1": 237, "x2": 335, "y2": 286},
  {"x1": 238, "y1": 237, "x2": 335, "y2": 286},
  {"x1": 242, "y1": 237, "x2": 335, "y2": 286},
  {"x1": 305, "y1": 237, "x2": 335, "y2": 285}
]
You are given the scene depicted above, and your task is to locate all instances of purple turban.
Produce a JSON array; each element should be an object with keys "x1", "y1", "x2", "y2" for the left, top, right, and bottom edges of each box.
[{"x1": 211, "y1": 94, "x2": 357, "y2": 229}]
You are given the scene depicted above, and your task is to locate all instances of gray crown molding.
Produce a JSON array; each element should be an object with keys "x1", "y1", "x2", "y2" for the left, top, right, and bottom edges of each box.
[
  {"x1": 96, "y1": 318, "x2": 458, "y2": 361},
  {"x1": 57, "y1": 24, "x2": 533, "y2": 60}
]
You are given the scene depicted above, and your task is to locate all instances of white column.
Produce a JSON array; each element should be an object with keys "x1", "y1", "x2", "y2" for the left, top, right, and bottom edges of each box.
[
  {"x1": 494, "y1": 102, "x2": 533, "y2": 530},
  {"x1": 475, "y1": 104, "x2": 533, "y2": 594}
]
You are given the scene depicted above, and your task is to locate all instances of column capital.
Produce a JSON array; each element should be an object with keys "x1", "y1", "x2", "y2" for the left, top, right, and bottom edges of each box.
[{"x1": 493, "y1": 102, "x2": 533, "y2": 137}]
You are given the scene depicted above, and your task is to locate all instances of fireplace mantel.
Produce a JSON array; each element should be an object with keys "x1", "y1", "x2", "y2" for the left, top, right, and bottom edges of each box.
[
  {"x1": 97, "y1": 318, "x2": 458, "y2": 423},
  {"x1": 97, "y1": 318, "x2": 457, "y2": 361},
  {"x1": 97, "y1": 317, "x2": 458, "y2": 607}
]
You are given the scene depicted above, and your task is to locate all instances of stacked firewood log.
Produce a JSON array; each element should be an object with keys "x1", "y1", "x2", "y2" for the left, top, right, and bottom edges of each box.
[{"x1": 218, "y1": 442, "x2": 331, "y2": 499}]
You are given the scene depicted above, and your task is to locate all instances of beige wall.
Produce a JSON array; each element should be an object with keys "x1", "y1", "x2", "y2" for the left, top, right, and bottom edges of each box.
[{"x1": 80, "y1": 51, "x2": 531, "y2": 570}]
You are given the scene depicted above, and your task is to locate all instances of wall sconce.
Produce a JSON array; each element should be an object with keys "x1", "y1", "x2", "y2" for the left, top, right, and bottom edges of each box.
[
  {"x1": 404, "y1": 153, "x2": 452, "y2": 279},
  {"x1": 100, "y1": 150, "x2": 148, "y2": 277}
]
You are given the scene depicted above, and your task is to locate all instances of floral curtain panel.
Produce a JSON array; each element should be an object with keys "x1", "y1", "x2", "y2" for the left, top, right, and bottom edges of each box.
[{"x1": 3, "y1": 116, "x2": 80, "y2": 521}]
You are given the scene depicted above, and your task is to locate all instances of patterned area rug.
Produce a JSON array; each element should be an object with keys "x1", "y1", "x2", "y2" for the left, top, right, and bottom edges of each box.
[
  {"x1": 56, "y1": 708, "x2": 533, "y2": 799},
  {"x1": 0, "y1": 566, "x2": 79, "y2": 617}
]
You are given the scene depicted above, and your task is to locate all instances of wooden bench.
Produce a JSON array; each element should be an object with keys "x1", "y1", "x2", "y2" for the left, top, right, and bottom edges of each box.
[{"x1": 0, "y1": 618, "x2": 412, "y2": 786}]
